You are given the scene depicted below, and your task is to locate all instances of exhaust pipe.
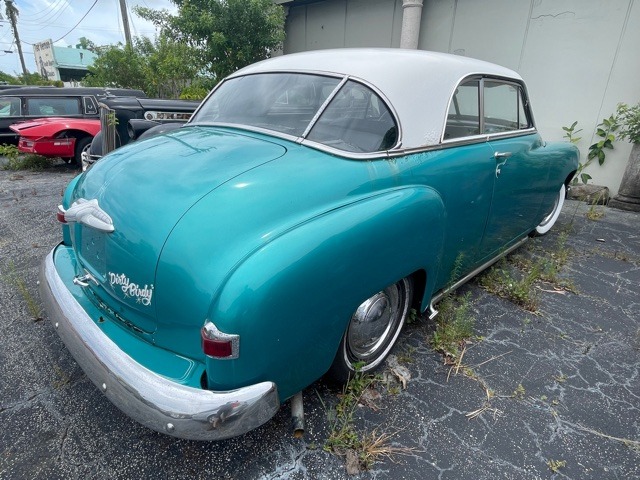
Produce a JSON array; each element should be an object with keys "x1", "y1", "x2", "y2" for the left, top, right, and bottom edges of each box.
[{"x1": 291, "y1": 392, "x2": 305, "y2": 438}]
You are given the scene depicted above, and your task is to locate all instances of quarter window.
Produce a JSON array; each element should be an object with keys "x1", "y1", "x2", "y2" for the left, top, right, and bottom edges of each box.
[
  {"x1": 444, "y1": 80, "x2": 480, "y2": 140},
  {"x1": 307, "y1": 81, "x2": 398, "y2": 153}
]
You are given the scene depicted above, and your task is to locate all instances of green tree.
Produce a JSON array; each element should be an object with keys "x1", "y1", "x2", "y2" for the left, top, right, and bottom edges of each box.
[
  {"x1": 82, "y1": 35, "x2": 204, "y2": 98},
  {"x1": 136, "y1": 34, "x2": 201, "y2": 98},
  {"x1": 18, "y1": 72, "x2": 62, "y2": 86},
  {"x1": 0, "y1": 71, "x2": 19, "y2": 84},
  {"x1": 135, "y1": 0, "x2": 285, "y2": 81},
  {"x1": 77, "y1": 36, "x2": 101, "y2": 53},
  {"x1": 82, "y1": 43, "x2": 147, "y2": 91}
]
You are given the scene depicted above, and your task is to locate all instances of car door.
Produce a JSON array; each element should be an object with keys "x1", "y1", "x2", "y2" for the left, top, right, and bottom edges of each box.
[
  {"x1": 478, "y1": 80, "x2": 549, "y2": 261},
  {"x1": 427, "y1": 79, "x2": 497, "y2": 287}
]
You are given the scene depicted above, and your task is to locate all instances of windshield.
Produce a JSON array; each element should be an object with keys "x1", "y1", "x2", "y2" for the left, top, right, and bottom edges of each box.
[{"x1": 191, "y1": 73, "x2": 398, "y2": 153}]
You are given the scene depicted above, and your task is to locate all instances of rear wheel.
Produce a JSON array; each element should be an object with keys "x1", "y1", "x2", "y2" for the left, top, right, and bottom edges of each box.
[
  {"x1": 326, "y1": 277, "x2": 413, "y2": 384},
  {"x1": 532, "y1": 184, "x2": 566, "y2": 236},
  {"x1": 74, "y1": 137, "x2": 93, "y2": 167}
]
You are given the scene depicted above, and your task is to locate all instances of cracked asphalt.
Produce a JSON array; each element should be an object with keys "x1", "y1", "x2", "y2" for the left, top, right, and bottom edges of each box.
[{"x1": 0, "y1": 162, "x2": 638, "y2": 479}]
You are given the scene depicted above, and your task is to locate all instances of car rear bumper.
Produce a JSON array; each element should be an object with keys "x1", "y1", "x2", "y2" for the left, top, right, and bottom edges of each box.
[
  {"x1": 39, "y1": 248, "x2": 280, "y2": 441},
  {"x1": 18, "y1": 137, "x2": 74, "y2": 157}
]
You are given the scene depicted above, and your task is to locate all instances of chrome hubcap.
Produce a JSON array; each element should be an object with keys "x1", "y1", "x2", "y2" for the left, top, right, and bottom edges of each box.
[{"x1": 346, "y1": 280, "x2": 408, "y2": 363}]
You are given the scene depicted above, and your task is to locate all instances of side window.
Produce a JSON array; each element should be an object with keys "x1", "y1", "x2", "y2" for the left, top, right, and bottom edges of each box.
[
  {"x1": 26, "y1": 98, "x2": 81, "y2": 116},
  {"x1": 483, "y1": 81, "x2": 528, "y2": 133},
  {"x1": 307, "y1": 80, "x2": 397, "y2": 153},
  {"x1": 444, "y1": 80, "x2": 480, "y2": 140},
  {"x1": 0, "y1": 97, "x2": 21, "y2": 117},
  {"x1": 83, "y1": 97, "x2": 98, "y2": 115}
]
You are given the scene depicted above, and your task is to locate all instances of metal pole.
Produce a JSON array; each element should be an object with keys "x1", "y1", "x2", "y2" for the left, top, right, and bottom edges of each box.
[
  {"x1": 118, "y1": 0, "x2": 133, "y2": 48},
  {"x1": 4, "y1": 0, "x2": 28, "y2": 80},
  {"x1": 400, "y1": 0, "x2": 424, "y2": 50}
]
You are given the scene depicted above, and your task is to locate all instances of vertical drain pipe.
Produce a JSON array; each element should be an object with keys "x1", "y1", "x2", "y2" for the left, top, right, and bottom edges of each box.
[
  {"x1": 291, "y1": 392, "x2": 305, "y2": 438},
  {"x1": 400, "y1": 0, "x2": 424, "y2": 50}
]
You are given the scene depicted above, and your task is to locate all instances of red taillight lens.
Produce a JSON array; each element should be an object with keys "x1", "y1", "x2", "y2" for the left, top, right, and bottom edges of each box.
[
  {"x1": 56, "y1": 206, "x2": 67, "y2": 223},
  {"x1": 201, "y1": 333, "x2": 233, "y2": 358},
  {"x1": 201, "y1": 322, "x2": 239, "y2": 359}
]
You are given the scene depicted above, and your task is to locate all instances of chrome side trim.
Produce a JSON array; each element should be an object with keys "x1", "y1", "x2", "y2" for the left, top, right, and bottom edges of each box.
[
  {"x1": 40, "y1": 249, "x2": 280, "y2": 441},
  {"x1": 428, "y1": 236, "x2": 529, "y2": 318}
]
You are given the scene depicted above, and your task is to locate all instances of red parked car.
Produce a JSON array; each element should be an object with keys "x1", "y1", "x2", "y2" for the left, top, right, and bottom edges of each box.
[{"x1": 10, "y1": 117, "x2": 99, "y2": 164}]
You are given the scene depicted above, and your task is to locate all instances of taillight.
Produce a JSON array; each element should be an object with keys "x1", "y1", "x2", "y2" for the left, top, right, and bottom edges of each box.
[
  {"x1": 56, "y1": 205, "x2": 67, "y2": 223},
  {"x1": 201, "y1": 321, "x2": 239, "y2": 359}
]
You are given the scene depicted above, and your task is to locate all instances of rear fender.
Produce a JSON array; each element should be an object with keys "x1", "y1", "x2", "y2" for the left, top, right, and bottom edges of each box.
[
  {"x1": 207, "y1": 187, "x2": 445, "y2": 399},
  {"x1": 10, "y1": 119, "x2": 100, "y2": 139}
]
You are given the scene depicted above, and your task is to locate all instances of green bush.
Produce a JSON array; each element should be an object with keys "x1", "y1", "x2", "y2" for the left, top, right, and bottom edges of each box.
[{"x1": 616, "y1": 102, "x2": 640, "y2": 144}]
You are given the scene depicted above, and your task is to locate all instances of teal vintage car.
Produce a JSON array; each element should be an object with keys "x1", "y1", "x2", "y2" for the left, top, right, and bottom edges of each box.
[{"x1": 40, "y1": 49, "x2": 578, "y2": 441}]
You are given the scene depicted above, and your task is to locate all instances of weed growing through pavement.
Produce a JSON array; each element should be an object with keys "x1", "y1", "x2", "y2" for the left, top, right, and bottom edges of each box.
[
  {"x1": 547, "y1": 459, "x2": 567, "y2": 473},
  {"x1": 2, "y1": 261, "x2": 42, "y2": 321},
  {"x1": 512, "y1": 383, "x2": 526, "y2": 400},
  {"x1": 478, "y1": 259, "x2": 539, "y2": 311},
  {"x1": 478, "y1": 231, "x2": 575, "y2": 311},
  {"x1": 586, "y1": 203, "x2": 605, "y2": 221},
  {"x1": 324, "y1": 363, "x2": 413, "y2": 471},
  {"x1": 430, "y1": 292, "x2": 474, "y2": 359}
]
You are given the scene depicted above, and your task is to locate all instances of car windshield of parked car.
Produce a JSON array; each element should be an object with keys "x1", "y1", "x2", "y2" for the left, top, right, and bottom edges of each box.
[{"x1": 191, "y1": 73, "x2": 398, "y2": 153}]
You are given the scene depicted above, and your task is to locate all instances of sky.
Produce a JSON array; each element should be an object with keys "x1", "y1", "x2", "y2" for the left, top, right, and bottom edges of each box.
[{"x1": 0, "y1": 0, "x2": 177, "y2": 77}]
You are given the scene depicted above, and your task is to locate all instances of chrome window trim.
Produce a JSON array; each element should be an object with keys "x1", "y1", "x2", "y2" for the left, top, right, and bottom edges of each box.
[
  {"x1": 186, "y1": 123, "x2": 301, "y2": 144},
  {"x1": 389, "y1": 128, "x2": 539, "y2": 159},
  {"x1": 300, "y1": 75, "x2": 349, "y2": 139},
  {"x1": 298, "y1": 137, "x2": 392, "y2": 160},
  {"x1": 189, "y1": 69, "x2": 403, "y2": 155}
]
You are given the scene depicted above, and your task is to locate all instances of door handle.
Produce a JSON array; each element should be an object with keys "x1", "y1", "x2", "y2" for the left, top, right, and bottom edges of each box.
[{"x1": 494, "y1": 152, "x2": 512, "y2": 177}]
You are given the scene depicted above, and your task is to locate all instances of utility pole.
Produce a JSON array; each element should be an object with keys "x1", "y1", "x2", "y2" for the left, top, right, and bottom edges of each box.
[
  {"x1": 118, "y1": 0, "x2": 133, "y2": 48},
  {"x1": 4, "y1": 0, "x2": 28, "y2": 80}
]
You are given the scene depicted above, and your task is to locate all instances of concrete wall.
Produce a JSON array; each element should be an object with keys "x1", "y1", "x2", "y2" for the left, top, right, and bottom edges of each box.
[{"x1": 282, "y1": 0, "x2": 640, "y2": 194}]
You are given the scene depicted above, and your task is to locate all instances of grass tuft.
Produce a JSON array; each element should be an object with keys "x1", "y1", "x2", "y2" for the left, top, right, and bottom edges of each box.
[
  {"x1": 324, "y1": 364, "x2": 413, "y2": 471},
  {"x1": 431, "y1": 292, "x2": 474, "y2": 359}
]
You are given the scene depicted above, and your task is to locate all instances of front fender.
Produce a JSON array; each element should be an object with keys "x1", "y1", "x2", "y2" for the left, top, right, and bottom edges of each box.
[{"x1": 207, "y1": 187, "x2": 445, "y2": 400}]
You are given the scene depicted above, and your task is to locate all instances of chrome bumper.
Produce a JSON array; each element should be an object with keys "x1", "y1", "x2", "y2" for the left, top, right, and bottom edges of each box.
[{"x1": 39, "y1": 249, "x2": 280, "y2": 441}]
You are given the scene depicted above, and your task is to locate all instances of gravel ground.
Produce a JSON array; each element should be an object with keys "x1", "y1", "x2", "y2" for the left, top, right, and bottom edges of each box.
[{"x1": 0, "y1": 161, "x2": 638, "y2": 479}]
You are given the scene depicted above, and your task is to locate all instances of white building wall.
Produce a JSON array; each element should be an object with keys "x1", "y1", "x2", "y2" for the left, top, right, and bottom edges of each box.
[{"x1": 283, "y1": 0, "x2": 640, "y2": 194}]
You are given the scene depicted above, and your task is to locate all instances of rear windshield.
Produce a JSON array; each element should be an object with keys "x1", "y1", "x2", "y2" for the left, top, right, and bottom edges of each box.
[{"x1": 191, "y1": 73, "x2": 398, "y2": 153}]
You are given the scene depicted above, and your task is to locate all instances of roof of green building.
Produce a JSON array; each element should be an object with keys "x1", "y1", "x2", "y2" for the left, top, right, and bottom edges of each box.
[{"x1": 53, "y1": 46, "x2": 97, "y2": 71}]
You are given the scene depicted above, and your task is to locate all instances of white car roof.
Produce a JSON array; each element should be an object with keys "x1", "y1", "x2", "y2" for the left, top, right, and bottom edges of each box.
[{"x1": 232, "y1": 48, "x2": 523, "y2": 149}]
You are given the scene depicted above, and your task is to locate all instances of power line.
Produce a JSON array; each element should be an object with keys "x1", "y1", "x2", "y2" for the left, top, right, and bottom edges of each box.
[
  {"x1": 23, "y1": 0, "x2": 67, "y2": 25},
  {"x1": 20, "y1": 0, "x2": 66, "y2": 23},
  {"x1": 51, "y1": 0, "x2": 99, "y2": 43}
]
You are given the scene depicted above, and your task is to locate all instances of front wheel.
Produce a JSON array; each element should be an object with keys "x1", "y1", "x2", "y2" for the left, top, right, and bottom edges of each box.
[
  {"x1": 532, "y1": 184, "x2": 566, "y2": 236},
  {"x1": 326, "y1": 277, "x2": 413, "y2": 384}
]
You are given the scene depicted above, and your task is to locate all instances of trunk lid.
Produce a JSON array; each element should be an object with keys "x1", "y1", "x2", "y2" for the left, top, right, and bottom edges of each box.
[{"x1": 69, "y1": 126, "x2": 286, "y2": 333}]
